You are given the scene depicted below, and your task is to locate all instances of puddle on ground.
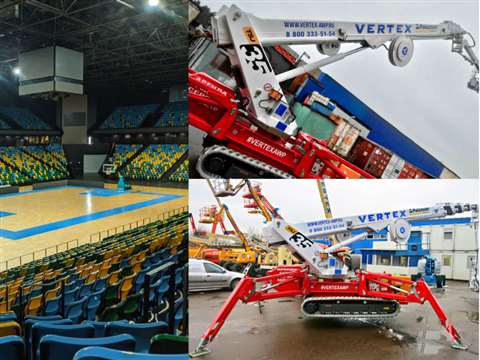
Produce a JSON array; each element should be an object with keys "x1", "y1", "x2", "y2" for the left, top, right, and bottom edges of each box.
[
  {"x1": 377, "y1": 325, "x2": 416, "y2": 346},
  {"x1": 466, "y1": 311, "x2": 479, "y2": 323},
  {"x1": 418, "y1": 342, "x2": 444, "y2": 355},
  {"x1": 356, "y1": 319, "x2": 416, "y2": 347},
  {"x1": 246, "y1": 326, "x2": 260, "y2": 335}
]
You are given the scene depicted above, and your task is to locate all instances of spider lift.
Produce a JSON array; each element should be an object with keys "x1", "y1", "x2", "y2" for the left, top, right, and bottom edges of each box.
[
  {"x1": 190, "y1": 180, "x2": 478, "y2": 357},
  {"x1": 189, "y1": 4, "x2": 478, "y2": 179}
]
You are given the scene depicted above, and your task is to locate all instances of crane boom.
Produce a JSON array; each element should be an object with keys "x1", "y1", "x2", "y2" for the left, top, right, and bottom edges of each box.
[{"x1": 212, "y1": 5, "x2": 478, "y2": 137}]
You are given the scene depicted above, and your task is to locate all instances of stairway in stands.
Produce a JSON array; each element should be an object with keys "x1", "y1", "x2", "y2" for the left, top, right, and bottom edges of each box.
[
  {"x1": 0, "y1": 112, "x2": 21, "y2": 129},
  {"x1": 140, "y1": 105, "x2": 164, "y2": 128},
  {"x1": 115, "y1": 145, "x2": 147, "y2": 175},
  {"x1": 160, "y1": 150, "x2": 188, "y2": 182}
]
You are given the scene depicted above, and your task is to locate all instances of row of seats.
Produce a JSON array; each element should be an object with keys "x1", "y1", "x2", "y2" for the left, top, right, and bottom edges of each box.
[
  {"x1": 120, "y1": 145, "x2": 187, "y2": 181},
  {"x1": 154, "y1": 102, "x2": 187, "y2": 128},
  {"x1": 0, "y1": 212, "x2": 188, "y2": 360},
  {"x1": 168, "y1": 160, "x2": 188, "y2": 183},
  {"x1": 0, "y1": 145, "x2": 69, "y2": 186},
  {"x1": 100, "y1": 105, "x2": 159, "y2": 129},
  {"x1": 0, "y1": 214, "x2": 188, "y2": 319},
  {"x1": 0, "y1": 319, "x2": 187, "y2": 359},
  {"x1": 0, "y1": 107, "x2": 51, "y2": 130}
]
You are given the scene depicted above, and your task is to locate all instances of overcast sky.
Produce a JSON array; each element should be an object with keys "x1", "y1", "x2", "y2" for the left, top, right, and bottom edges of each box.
[
  {"x1": 189, "y1": 179, "x2": 478, "y2": 233},
  {"x1": 201, "y1": 0, "x2": 479, "y2": 177}
]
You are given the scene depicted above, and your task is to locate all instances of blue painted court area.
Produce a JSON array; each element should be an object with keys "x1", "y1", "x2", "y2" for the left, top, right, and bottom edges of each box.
[
  {"x1": 80, "y1": 189, "x2": 132, "y2": 197},
  {"x1": 0, "y1": 187, "x2": 182, "y2": 240},
  {"x1": 0, "y1": 211, "x2": 15, "y2": 218}
]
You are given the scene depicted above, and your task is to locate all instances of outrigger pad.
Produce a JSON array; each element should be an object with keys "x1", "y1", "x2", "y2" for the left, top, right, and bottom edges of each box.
[
  {"x1": 189, "y1": 347, "x2": 211, "y2": 358},
  {"x1": 451, "y1": 341, "x2": 468, "y2": 350}
]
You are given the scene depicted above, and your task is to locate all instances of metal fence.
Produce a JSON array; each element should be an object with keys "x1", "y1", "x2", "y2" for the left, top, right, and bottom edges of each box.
[{"x1": 0, "y1": 205, "x2": 188, "y2": 272}]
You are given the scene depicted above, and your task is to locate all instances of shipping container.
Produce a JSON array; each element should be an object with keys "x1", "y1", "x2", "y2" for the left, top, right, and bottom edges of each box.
[
  {"x1": 328, "y1": 120, "x2": 360, "y2": 157},
  {"x1": 398, "y1": 162, "x2": 429, "y2": 179},
  {"x1": 364, "y1": 146, "x2": 392, "y2": 178},
  {"x1": 381, "y1": 154, "x2": 405, "y2": 179},
  {"x1": 346, "y1": 137, "x2": 376, "y2": 169}
]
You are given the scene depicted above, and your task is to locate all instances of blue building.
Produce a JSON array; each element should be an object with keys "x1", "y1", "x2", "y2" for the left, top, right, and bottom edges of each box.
[
  {"x1": 295, "y1": 73, "x2": 456, "y2": 178},
  {"x1": 313, "y1": 217, "x2": 475, "y2": 278}
]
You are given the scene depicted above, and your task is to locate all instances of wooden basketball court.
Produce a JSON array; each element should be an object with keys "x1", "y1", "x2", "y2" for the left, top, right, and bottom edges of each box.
[{"x1": 0, "y1": 183, "x2": 187, "y2": 270}]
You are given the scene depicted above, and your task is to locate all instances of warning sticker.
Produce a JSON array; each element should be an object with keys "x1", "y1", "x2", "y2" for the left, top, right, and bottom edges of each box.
[
  {"x1": 284, "y1": 224, "x2": 298, "y2": 234},
  {"x1": 243, "y1": 26, "x2": 259, "y2": 44}
]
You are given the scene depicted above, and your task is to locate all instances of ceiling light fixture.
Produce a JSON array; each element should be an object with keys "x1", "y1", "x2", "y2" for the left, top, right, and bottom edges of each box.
[{"x1": 115, "y1": 0, "x2": 135, "y2": 9}]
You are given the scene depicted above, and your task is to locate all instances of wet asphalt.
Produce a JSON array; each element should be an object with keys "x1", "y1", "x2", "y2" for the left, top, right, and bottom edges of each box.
[{"x1": 189, "y1": 280, "x2": 479, "y2": 360}]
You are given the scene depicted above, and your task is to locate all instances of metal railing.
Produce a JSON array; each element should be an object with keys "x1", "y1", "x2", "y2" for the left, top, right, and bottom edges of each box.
[
  {"x1": 2, "y1": 240, "x2": 80, "y2": 272},
  {"x1": 0, "y1": 205, "x2": 188, "y2": 272}
]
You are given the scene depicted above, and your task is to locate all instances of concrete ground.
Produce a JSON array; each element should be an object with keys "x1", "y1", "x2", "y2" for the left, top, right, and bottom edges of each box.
[{"x1": 189, "y1": 280, "x2": 479, "y2": 360}]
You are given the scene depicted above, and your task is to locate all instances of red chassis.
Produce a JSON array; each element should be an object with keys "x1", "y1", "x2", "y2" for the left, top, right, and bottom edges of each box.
[
  {"x1": 193, "y1": 265, "x2": 466, "y2": 355},
  {"x1": 188, "y1": 69, "x2": 374, "y2": 179}
]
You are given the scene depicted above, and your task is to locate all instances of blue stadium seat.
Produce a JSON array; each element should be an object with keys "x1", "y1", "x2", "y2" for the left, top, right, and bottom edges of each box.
[
  {"x1": 66, "y1": 296, "x2": 88, "y2": 323},
  {"x1": 133, "y1": 267, "x2": 150, "y2": 293},
  {"x1": 0, "y1": 335, "x2": 25, "y2": 360},
  {"x1": 81, "y1": 320, "x2": 128, "y2": 338},
  {"x1": 38, "y1": 334, "x2": 136, "y2": 360},
  {"x1": 93, "y1": 278, "x2": 107, "y2": 292},
  {"x1": 85, "y1": 288, "x2": 106, "y2": 321},
  {"x1": 73, "y1": 347, "x2": 188, "y2": 360},
  {"x1": 106, "y1": 322, "x2": 168, "y2": 353},
  {"x1": 32, "y1": 323, "x2": 95, "y2": 360},
  {"x1": 80, "y1": 282, "x2": 95, "y2": 299},
  {"x1": 44, "y1": 295, "x2": 61, "y2": 316},
  {"x1": 0, "y1": 312, "x2": 17, "y2": 322},
  {"x1": 25, "y1": 318, "x2": 72, "y2": 360},
  {"x1": 64, "y1": 287, "x2": 80, "y2": 310},
  {"x1": 154, "y1": 276, "x2": 171, "y2": 306}
]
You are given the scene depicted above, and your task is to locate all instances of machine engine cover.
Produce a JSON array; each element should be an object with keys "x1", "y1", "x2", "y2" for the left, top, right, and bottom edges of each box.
[{"x1": 388, "y1": 36, "x2": 414, "y2": 67}]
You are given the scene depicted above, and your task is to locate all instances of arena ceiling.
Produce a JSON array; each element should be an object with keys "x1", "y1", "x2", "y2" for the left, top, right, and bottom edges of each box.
[{"x1": 0, "y1": 0, "x2": 187, "y2": 90}]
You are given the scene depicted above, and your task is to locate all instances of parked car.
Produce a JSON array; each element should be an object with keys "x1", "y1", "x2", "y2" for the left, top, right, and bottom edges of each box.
[{"x1": 189, "y1": 258, "x2": 245, "y2": 292}]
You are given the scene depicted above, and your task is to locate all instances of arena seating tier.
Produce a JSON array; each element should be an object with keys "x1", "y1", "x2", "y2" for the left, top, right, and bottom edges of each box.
[
  {"x1": 168, "y1": 160, "x2": 188, "y2": 183},
  {"x1": 154, "y1": 102, "x2": 187, "y2": 128},
  {"x1": 111, "y1": 144, "x2": 143, "y2": 171},
  {"x1": 0, "y1": 145, "x2": 70, "y2": 186},
  {"x1": 120, "y1": 144, "x2": 187, "y2": 181},
  {"x1": 0, "y1": 211, "x2": 188, "y2": 360},
  {"x1": 0, "y1": 107, "x2": 50, "y2": 129},
  {"x1": 0, "y1": 119, "x2": 10, "y2": 129},
  {"x1": 100, "y1": 105, "x2": 159, "y2": 129}
]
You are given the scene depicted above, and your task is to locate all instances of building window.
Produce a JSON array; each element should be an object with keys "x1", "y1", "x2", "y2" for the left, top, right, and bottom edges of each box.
[
  {"x1": 376, "y1": 255, "x2": 391, "y2": 266},
  {"x1": 393, "y1": 256, "x2": 408, "y2": 267},
  {"x1": 442, "y1": 255, "x2": 452, "y2": 267},
  {"x1": 443, "y1": 229, "x2": 453, "y2": 240}
]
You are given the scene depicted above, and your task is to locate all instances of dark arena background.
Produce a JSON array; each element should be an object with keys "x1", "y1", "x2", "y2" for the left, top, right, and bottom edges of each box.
[{"x1": 0, "y1": 1, "x2": 188, "y2": 359}]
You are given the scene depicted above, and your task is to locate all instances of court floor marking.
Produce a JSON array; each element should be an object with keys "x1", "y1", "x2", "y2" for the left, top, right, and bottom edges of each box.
[{"x1": 0, "y1": 187, "x2": 182, "y2": 240}]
